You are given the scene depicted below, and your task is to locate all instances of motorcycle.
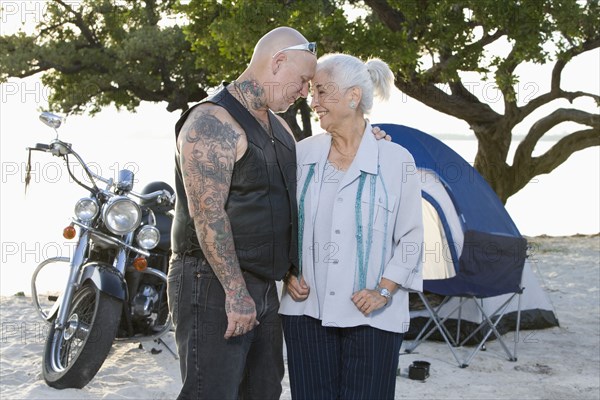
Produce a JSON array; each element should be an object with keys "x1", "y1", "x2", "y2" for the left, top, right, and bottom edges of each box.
[{"x1": 28, "y1": 112, "x2": 175, "y2": 389}]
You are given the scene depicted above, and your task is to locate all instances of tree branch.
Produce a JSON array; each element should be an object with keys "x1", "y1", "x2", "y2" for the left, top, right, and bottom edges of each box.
[
  {"x1": 532, "y1": 128, "x2": 600, "y2": 176},
  {"x1": 397, "y1": 78, "x2": 501, "y2": 129},
  {"x1": 37, "y1": 22, "x2": 68, "y2": 38},
  {"x1": 520, "y1": 37, "x2": 600, "y2": 119},
  {"x1": 5, "y1": 67, "x2": 45, "y2": 79},
  {"x1": 165, "y1": 85, "x2": 208, "y2": 112},
  {"x1": 144, "y1": 0, "x2": 160, "y2": 26},
  {"x1": 38, "y1": 58, "x2": 92, "y2": 74},
  {"x1": 551, "y1": 37, "x2": 600, "y2": 91},
  {"x1": 423, "y1": 30, "x2": 505, "y2": 83},
  {"x1": 81, "y1": 80, "x2": 205, "y2": 112},
  {"x1": 448, "y1": 80, "x2": 483, "y2": 106},
  {"x1": 498, "y1": 46, "x2": 520, "y2": 118},
  {"x1": 518, "y1": 89, "x2": 600, "y2": 125},
  {"x1": 362, "y1": 0, "x2": 407, "y2": 32},
  {"x1": 562, "y1": 90, "x2": 600, "y2": 104},
  {"x1": 53, "y1": 0, "x2": 99, "y2": 46},
  {"x1": 514, "y1": 108, "x2": 600, "y2": 165}
]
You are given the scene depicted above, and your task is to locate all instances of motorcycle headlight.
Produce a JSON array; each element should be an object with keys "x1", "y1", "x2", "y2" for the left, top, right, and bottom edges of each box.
[
  {"x1": 102, "y1": 197, "x2": 141, "y2": 235},
  {"x1": 136, "y1": 225, "x2": 160, "y2": 250},
  {"x1": 74, "y1": 197, "x2": 98, "y2": 222}
]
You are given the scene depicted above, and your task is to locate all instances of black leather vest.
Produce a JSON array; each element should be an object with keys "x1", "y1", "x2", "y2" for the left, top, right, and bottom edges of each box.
[{"x1": 172, "y1": 87, "x2": 298, "y2": 280}]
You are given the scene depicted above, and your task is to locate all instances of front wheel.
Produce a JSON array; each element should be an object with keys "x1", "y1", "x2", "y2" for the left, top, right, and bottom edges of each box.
[{"x1": 42, "y1": 282, "x2": 122, "y2": 389}]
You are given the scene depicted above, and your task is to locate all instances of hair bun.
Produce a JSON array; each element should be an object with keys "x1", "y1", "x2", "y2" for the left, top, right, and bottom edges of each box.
[{"x1": 366, "y1": 58, "x2": 394, "y2": 101}]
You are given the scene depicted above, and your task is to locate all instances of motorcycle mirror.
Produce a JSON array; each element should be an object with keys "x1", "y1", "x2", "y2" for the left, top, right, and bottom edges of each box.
[
  {"x1": 117, "y1": 169, "x2": 135, "y2": 192},
  {"x1": 39, "y1": 112, "x2": 65, "y2": 130}
]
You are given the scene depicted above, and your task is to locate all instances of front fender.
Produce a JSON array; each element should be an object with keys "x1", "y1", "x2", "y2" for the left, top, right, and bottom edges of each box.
[{"x1": 80, "y1": 262, "x2": 127, "y2": 301}]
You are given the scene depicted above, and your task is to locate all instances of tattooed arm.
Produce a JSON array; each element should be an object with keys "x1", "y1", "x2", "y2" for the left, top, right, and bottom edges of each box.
[{"x1": 178, "y1": 105, "x2": 256, "y2": 339}]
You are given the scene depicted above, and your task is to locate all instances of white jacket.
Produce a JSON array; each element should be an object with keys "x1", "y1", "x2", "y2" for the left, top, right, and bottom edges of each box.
[{"x1": 280, "y1": 123, "x2": 424, "y2": 333}]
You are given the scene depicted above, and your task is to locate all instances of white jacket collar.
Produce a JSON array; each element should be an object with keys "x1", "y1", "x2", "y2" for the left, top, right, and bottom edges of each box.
[
  {"x1": 302, "y1": 121, "x2": 379, "y2": 179},
  {"x1": 347, "y1": 121, "x2": 379, "y2": 177}
]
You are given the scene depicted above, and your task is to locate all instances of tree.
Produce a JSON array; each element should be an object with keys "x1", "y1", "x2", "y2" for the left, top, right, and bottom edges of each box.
[
  {"x1": 0, "y1": 0, "x2": 323, "y2": 138},
  {"x1": 1, "y1": 0, "x2": 598, "y2": 202},
  {"x1": 0, "y1": 0, "x2": 207, "y2": 113},
  {"x1": 350, "y1": 0, "x2": 600, "y2": 203}
]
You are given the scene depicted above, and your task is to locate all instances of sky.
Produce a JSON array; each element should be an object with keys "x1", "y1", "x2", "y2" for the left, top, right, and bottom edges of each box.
[{"x1": 0, "y1": 2, "x2": 599, "y2": 295}]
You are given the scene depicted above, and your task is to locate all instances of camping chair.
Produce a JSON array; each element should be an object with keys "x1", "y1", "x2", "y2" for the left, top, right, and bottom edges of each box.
[{"x1": 405, "y1": 230, "x2": 527, "y2": 368}]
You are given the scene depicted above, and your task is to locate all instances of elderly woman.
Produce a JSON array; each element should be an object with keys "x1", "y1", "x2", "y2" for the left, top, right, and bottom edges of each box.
[{"x1": 279, "y1": 54, "x2": 424, "y2": 399}]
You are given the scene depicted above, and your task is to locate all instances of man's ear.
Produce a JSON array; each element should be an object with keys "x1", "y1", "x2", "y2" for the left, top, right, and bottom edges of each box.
[{"x1": 271, "y1": 53, "x2": 286, "y2": 75}]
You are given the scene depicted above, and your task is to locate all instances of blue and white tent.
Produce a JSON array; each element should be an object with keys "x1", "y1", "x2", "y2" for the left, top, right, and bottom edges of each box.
[{"x1": 376, "y1": 123, "x2": 559, "y2": 338}]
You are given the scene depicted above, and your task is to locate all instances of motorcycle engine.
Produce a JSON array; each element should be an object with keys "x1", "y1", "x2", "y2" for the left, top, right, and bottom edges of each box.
[{"x1": 131, "y1": 285, "x2": 159, "y2": 318}]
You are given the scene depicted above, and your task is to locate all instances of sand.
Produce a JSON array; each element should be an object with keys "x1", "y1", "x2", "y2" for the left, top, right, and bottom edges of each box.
[{"x1": 1, "y1": 235, "x2": 598, "y2": 399}]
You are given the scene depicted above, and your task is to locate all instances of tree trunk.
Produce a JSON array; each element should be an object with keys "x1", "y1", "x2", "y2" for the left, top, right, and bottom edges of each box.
[
  {"x1": 471, "y1": 123, "x2": 514, "y2": 204},
  {"x1": 279, "y1": 98, "x2": 313, "y2": 141}
]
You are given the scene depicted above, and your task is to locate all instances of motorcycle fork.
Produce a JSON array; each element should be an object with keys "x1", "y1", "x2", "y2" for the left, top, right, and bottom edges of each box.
[
  {"x1": 113, "y1": 240, "x2": 129, "y2": 275},
  {"x1": 55, "y1": 231, "x2": 90, "y2": 329},
  {"x1": 114, "y1": 232, "x2": 134, "y2": 335},
  {"x1": 113, "y1": 232, "x2": 133, "y2": 303}
]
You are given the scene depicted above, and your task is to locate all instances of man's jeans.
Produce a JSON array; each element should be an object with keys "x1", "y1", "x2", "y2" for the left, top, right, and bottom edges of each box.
[{"x1": 167, "y1": 253, "x2": 284, "y2": 400}]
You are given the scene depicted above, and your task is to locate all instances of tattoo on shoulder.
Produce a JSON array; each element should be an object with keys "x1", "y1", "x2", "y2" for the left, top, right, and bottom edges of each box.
[
  {"x1": 185, "y1": 112, "x2": 240, "y2": 148},
  {"x1": 181, "y1": 111, "x2": 240, "y2": 224}
]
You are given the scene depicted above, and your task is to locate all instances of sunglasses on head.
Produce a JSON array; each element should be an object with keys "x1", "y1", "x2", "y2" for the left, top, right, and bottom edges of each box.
[{"x1": 272, "y1": 42, "x2": 317, "y2": 58}]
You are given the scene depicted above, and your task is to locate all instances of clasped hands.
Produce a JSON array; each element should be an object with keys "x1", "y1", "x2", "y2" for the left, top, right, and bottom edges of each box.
[{"x1": 285, "y1": 275, "x2": 387, "y2": 316}]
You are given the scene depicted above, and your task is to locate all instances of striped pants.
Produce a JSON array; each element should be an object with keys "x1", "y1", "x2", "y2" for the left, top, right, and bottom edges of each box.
[{"x1": 282, "y1": 315, "x2": 403, "y2": 400}]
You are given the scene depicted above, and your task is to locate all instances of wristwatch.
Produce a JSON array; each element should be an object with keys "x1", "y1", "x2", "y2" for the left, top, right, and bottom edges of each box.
[{"x1": 378, "y1": 287, "x2": 391, "y2": 304}]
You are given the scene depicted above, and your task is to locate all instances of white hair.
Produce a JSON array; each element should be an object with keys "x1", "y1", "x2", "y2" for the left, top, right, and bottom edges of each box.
[{"x1": 316, "y1": 53, "x2": 395, "y2": 114}]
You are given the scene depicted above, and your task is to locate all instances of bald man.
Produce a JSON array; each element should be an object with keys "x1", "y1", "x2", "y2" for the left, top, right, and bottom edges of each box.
[{"x1": 168, "y1": 27, "x2": 315, "y2": 399}]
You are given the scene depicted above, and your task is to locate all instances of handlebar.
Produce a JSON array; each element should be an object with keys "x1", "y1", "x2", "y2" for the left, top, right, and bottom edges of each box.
[
  {"x1": 130, "y1": 189, "x2": 175, "y2": 204},
  {"x1": 32, "y1": 143, "x2": 51, "y2": 151},
  {"x1": 27, "y1": 139, "x2": 176, "y2": 207},
  {"x1": 28, "y1": 139, "x2": 112, "y2": 187}
]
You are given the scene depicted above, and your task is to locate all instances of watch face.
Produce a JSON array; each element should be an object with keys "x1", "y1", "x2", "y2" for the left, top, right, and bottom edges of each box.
[{"x1": 380, "y1": 288, "x2": 391, "y2": 298}]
